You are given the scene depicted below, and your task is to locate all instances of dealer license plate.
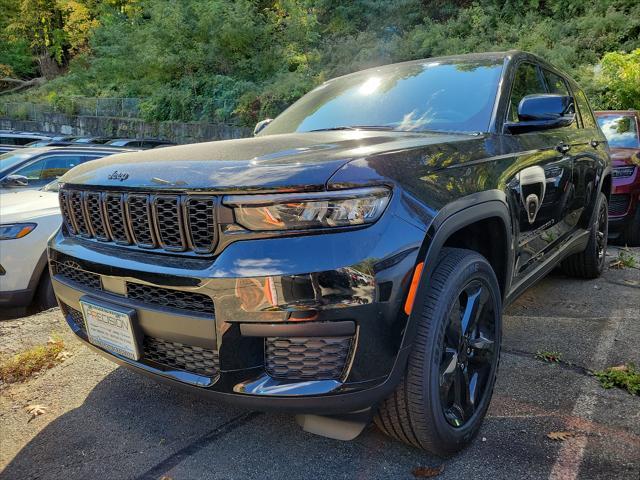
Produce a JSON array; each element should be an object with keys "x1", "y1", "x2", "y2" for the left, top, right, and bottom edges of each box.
[{"x1": 80, "y1": 299, "x2": 140, "y2": 361}]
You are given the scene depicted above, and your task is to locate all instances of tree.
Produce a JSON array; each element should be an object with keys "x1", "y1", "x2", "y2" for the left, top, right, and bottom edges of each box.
[{"x1": 598, "y1": 49, "x2": 640, "y2": 110}]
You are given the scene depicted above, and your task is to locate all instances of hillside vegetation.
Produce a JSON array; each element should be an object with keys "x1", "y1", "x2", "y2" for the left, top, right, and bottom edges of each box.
[{"x1": 1, "y1": 0, "x2": 639, "y2": 126}]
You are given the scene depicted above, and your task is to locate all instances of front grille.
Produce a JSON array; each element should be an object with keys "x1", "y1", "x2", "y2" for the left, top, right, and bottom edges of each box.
[
  {"x1": 51, "y1": 260, "x2": 102, "y2": 290},
  {"x1": 265, "y1": 336, "x2": 353, "y2": 380},
  {"x1": 143, "y1": 337, "x2": 220, "y2": 377},
  {"x1": 126, "y1": 282, "x2": 214, "y2": 317},
  {"x1": 59, "y1": 187, "x2": 217, "y2": 254},
  {"x1": 609, "y1": 194, "x2": 630, "y2": 216}
]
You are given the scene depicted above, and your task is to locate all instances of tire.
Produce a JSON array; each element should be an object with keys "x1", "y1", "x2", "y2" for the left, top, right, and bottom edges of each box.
[
  {"x1": 375, "y1": 247, "x2": 502, "y2": 456},
  {"x1": 36, "y1": 270, "x2": 57, "y2": 310},
  {"x1": 561, "y1": 192, "x2": 608, "y2": 279},
  {"x1": 623, "y1": 205, "x2": 640, "y2": 247}
]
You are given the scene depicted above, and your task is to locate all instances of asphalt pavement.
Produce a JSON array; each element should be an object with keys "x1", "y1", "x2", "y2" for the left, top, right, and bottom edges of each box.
[{"x1": 0, "y1": 246, "x2": 638, "y2": 479}]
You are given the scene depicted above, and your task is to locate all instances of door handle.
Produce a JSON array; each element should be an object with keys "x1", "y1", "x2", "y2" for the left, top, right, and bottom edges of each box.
[{"x1": 556, "y1": 142, "x2": 571, "y2": 154}]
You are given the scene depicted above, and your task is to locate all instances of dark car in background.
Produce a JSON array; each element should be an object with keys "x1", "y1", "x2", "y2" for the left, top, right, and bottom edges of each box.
[
  {"x1": 105, "y1": 138, "x2": 176, "y2": 149},
  {"x1": 49, "y1": 51, "x2": 610, "y2": 456},
  {"x1": 0, "y1": 146, "x2": 138, "y2": 191},
  {"x1": 0, "y1": 130, "x2": 52, "y2": 152},
  {"x1": 595, "y1": 110, "x2": 640, "y2": 245},
  {"x1": 73, "y1": 136, "x2": 113, "y2": 144}
]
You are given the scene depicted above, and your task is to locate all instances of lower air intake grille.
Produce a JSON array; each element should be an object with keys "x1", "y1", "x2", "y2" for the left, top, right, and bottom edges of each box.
[
  {"x1": 609, "y1": 194, "x2": 630, "y2": 216},
  {"x1": 52, "y1": 260, "x2": 102, "y2": 291},
  {"x1": 265, "y1": 336, "x2": 353, "y2": 380},
  {"x1": 125, "y1": 282, "x2": 214, "y2": 317},
  {"x1": 143, "y1": 337, "x2": 220, "y2": 378},
  {"x1": 61, "y1": 303, "x2": 86, "y2": 334}
]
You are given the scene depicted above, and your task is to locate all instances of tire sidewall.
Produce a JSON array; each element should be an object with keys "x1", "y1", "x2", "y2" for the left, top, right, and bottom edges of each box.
[{"x1": 418, "y1": 253, "x2": 502, "y2": 453}]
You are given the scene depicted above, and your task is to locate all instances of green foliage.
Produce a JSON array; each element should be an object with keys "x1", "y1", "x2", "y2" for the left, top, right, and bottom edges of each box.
[
  {"x1": 595, "y1": 364, "x2": 640, "y2": 396},
  {"x1": 4, "y1": 0, "x2": 640, "y2": 125},
  {"x1": 597, "y1": 49, "x2": 640, "y2": 110}
]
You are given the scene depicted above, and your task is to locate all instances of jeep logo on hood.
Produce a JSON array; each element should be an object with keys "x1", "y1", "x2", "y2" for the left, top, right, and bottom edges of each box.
[{"x1": 108, "y1": 170, "x2": 129, "y2": 182}]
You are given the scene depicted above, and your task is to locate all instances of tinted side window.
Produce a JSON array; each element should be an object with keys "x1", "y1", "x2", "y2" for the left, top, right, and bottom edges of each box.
[
  {"x1": 542, "y1": 70, "x2": 577, "y2": 129},
  {"x1": 575, "y1": 90, "x2": 597, "y2": 129},
  {"x1": 508, "y1": 63, "x2": 546, "y2": 122},
  {"x1": 543, "y1": 70, "x2": 569, "y2": 95},
  {"x1": 13, "y1": 157, "x2": 45, "y2": 180},
  {"x1": 0, "y1": 137, "x2": 16, "y2": 145},
  {"x1": 14, "y1": 155, "x2": 93, "y2": 182},
  {"x1": 14, "y1": 137, "x2": 41, "y2": 146}
]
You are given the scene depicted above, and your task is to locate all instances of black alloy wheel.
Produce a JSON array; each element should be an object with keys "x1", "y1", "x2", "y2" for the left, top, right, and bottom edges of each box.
[
  {"x1": 562, "y1": 192, "x2": 608, "y2": 279},
  {"x1": 440, "y1": 280, "x2": 496, "y2": 428},
  {"x1": 375, "y1": 247, "x2": 502, "y2": 456}
]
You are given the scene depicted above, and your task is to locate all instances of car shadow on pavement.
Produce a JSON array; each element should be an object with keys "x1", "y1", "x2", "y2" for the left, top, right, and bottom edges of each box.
[{"x1": 0, "y1": 357, "x2": 579, "y2": 480}]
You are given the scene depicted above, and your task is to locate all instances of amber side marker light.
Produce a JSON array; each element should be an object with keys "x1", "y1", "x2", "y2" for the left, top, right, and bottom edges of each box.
[{"x1": 404, "y1": 262, "x2": 424, "y2": 315}]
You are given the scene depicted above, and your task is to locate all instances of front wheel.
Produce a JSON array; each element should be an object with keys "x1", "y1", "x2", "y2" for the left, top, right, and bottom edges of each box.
[{"x1": 375, "y1": 247, "x2": 502, "y2": 456}]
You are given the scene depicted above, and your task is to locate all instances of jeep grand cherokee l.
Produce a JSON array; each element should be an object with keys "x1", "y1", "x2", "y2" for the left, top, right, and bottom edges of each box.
[{"x1": 48, "y1": 51, "x2": 610, "y2": 456}]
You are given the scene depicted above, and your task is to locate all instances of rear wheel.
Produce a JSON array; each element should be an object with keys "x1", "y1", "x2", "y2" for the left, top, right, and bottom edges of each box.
[
  {"x1": 375, "y1": 247, "x2": 502, "y2": 456},
  {"x1": 562, "y1": 192, "x2": 608, "y2": 278}
]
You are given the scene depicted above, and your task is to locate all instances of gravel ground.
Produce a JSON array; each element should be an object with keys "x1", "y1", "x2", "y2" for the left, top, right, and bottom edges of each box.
[{"x1": 0, "y1": 246, "x2": 638, "y2": 480}]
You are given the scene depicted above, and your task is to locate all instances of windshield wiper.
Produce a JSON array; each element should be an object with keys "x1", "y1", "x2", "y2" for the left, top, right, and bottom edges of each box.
[{"x1": 309, "y1": 125, "x2": 397, "y2": 132}]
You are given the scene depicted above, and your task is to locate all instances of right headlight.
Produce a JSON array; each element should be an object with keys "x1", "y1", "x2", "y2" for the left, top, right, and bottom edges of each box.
[{"x1": 223, "y1": 186, "x2": 392, "y2": 231}]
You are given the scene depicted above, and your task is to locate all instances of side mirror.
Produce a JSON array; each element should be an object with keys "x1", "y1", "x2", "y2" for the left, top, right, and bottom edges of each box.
[
  {"x1": 1, "y1": 174, "x2": 29, "y2": 187},
  {"x1": 505, "y1": 94, "x2": 575, "y2": 134},
  {"x1": 253, "y1": 118, "x2": 273, "y2": 136}
]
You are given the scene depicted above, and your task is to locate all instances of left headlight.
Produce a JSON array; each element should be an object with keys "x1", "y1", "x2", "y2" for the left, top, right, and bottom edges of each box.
[
  {"x1": 223, "y1": 187, "x2": 392, "y2": 231},
  {"x1": 0, "y1": 223, "x2": 37, "y2": 240}
]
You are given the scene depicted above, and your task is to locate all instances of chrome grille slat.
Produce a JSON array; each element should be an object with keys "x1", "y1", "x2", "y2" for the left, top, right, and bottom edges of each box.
[
  {"x1": 186, "y1": 198, "x2": 216, "y2": 253},
  {"x1": 127, "y1": 194, "x2": 156, "y2": 248},
  {"x1": 104, "y1": 193, "x2": 130, "y2": 244},
  {"x1": 59, "y1": 190, "x2": 76, "y2": 235},
  {"x1": 69, "y1": 191, "x2": 90, "y2": 237},
  {"x1": 154, "y1": 196, "x2": 186, "y2": 251},
  {"x1": 59, "y1": 187, "x2": 217, "y2": 255},
  {"x1": 85, "y1": 192, "x2": 110, "y2": 241}
]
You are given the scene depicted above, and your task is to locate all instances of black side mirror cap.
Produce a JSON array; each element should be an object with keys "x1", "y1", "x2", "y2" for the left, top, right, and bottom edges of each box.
[
  {"x1": 505, "y1": 94, "x2": 575, "y2": 134},
  {"x1": 1, "y1": 174, "x2": 29, "y2": 187},
  {"x1": 254, "y1": 118, "x2": 273, "y2": 136}
]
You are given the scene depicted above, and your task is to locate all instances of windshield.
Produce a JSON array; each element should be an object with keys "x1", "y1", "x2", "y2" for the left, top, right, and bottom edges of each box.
[
  {"x1": 597, "y1": 114, "x2": 640, "y2": 148},
  {"x1": 261, "y1": 58, "x2": 504, "y2": 135},
  {"x1": 0, "y1": 152, "x2": 32, "y2": 175}
]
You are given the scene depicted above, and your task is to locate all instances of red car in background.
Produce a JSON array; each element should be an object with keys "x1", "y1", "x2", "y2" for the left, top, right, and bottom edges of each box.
[{"x1": 595, "y1": 110, "x2": 640, "y2": 245}]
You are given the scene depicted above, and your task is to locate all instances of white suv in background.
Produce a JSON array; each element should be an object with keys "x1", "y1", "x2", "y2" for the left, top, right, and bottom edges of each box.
[{"x1": 0, "y1": 146, "x2": 137, "y2": 310}]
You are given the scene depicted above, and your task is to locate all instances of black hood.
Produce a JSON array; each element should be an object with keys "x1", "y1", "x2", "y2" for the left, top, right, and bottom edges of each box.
[{"x1": 60, "y1": 130, "x2": 477, "y2": 193}]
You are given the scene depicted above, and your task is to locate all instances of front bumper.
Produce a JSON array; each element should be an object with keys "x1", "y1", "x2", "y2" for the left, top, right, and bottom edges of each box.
[{"x1": 49, "y1": 209, "x2": 426, "y2": 414}]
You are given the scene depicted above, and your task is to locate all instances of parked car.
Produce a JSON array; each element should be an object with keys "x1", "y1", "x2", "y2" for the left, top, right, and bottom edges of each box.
[
  {"x1": 0, "y1": 130, "x2": 52, "y2": 152},
  {"x1": 49, "y1": 51, "x2": 610, "y2": 456},
  {"x1": 25, "y1": 135, "x2": 80, "y2": 147},
  {"x1": 595, "y1": 110, "x2": 640, "y2": 245},
  {"x1": 72, "y1": 136, "x2": 113, "y2": 144},
  {"x1": 105, "y1": 138, "x2": 176, "y2": 149},
  {"x1": 0, "y1": 146, "x2": 133, "y2": 191},
  {"x1": 0, "y1": 147, "x2": 138, "y2": 310}
]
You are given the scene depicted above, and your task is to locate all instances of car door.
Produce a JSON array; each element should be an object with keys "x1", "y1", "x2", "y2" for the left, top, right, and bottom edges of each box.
[
  {"x1": 570, "y1": 88, "x2": 608, "y2": 231},
  {"x1": 503, "y1": 62, "x2": 577, "y2": 282}
]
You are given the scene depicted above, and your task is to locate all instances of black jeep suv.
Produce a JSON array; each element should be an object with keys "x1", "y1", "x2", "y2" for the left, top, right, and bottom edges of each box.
[{"x1": 48, "y1": 51, "x2": 610, "y2": 455}]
